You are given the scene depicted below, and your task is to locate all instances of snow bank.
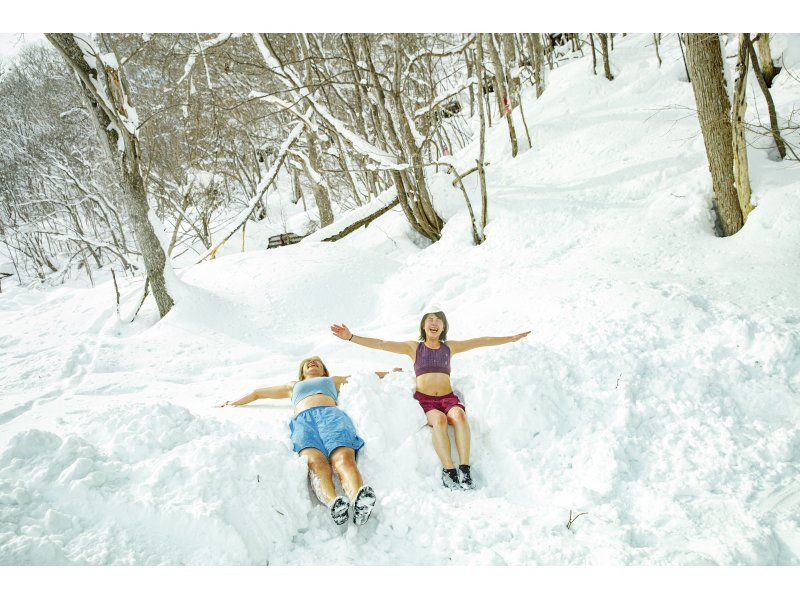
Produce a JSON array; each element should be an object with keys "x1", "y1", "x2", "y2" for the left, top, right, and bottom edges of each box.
[{"x1": 0, "y1": 403, "x2": 307, "y2": 564}]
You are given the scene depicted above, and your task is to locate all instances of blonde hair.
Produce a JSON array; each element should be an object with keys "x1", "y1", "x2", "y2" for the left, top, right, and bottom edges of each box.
[{"x1": 298, "y1": 356, "x2": 330, "y2": 381}]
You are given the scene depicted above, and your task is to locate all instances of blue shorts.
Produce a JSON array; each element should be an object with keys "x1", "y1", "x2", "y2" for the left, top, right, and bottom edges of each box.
[{"x1": 289, "y1": 406, "x2": 365, "y2": 458}]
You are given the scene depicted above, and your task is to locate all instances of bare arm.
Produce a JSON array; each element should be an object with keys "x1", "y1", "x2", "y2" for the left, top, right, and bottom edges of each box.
[
  {"x1": 331, "y1": 323, "x2": 416, "y2": 358},
  {"x1": 448, "y1": 331, "x2": 530, "y2": 355},
  {"x1": 376, "y1": 368, "x2": 404, "y2": 378},
  {"x1": 332, "y1": 368, "x2": 403, "y2": 390},
  {"x1": 216, "y1": 382, "x2": 293, "y2": 408}
]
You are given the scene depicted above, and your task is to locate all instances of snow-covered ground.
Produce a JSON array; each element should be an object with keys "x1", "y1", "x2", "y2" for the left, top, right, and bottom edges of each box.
[{"x1": 1, "y1": 34, "x2": 799, "y2": 565}]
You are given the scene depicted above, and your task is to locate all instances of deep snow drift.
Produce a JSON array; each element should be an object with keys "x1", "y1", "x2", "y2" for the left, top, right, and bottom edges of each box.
[{"x1": 1, "y1": 34, "x2": 799, "y2": 565}]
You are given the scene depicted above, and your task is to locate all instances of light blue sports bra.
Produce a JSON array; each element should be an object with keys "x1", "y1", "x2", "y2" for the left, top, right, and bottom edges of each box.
[{"x1": 291, "y1": 376, "x2": 338, "y2": 407}]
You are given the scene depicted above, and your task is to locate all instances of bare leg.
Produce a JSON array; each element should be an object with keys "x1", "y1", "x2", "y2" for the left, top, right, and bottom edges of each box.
[
  {"x1": 300, "y1": 447, "x2": 336, "y2": 505},
  {"x1": 446, "y1": 407, "x2": 470, "y2": 466},
  {"x1": 426, "y1": 409, "x2": 454, "y2": 469},
  {"x1": 329, "y1": 446, "x2": 363, "y2": 500}
]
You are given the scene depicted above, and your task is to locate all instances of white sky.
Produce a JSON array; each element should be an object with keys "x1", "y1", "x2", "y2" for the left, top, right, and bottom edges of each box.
[
  {"x1": 0, "y1": 0, "x2": 795, "y2": 35},
  {"x1": 0, "y1": 33, "x2": 46, "y2": 59}
]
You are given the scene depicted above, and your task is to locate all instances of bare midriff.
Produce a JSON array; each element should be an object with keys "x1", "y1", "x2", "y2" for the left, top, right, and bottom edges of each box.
[
  {"x1": 415, "y1": 372, "x2": 453, "y2": 396},
  {"x1": 294, "y1": 393, "x2": 337, "y2": 416}
]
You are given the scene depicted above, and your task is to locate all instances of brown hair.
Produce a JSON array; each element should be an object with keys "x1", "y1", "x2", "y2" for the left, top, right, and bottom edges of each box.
[
  {"x1": 298, "y1": 356, "x2": 330, "y2": 381},
  {"x1": 419, "y1": 311, "x2": 448, "y2": 342}
]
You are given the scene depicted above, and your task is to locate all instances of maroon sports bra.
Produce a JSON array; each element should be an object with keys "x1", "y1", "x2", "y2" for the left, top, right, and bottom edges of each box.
[{"x1": 414, "y1": 342, "x2": 451, "y2": 376}]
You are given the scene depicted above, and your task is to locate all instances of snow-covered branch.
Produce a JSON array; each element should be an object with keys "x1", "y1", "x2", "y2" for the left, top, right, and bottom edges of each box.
[
  {"x1": 403, "y1": 35, "x2": 476, "y2": 80},
  {"x1": 196, "y1": 119, "x2": 306, "y2": 263},
  {"x1": 176, "y1": 33, "x2": 234, "y2": 87},
  {"x1": 414, "y1": 77, "x2": 476, "y2": 118},
  {"x1": 251, "y1": 33, "x2": 407, "y2": 172}
]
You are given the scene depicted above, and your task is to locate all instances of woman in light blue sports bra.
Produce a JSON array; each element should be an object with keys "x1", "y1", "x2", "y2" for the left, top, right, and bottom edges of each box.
[{"x1": 219, "y1": 355, "x2": 396, "y2": 526}]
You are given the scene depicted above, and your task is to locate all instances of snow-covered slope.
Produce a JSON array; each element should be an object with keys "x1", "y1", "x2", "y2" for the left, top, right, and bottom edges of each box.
[{"x1": 2, "y1": 34, "x2": 799, "y2": 564}]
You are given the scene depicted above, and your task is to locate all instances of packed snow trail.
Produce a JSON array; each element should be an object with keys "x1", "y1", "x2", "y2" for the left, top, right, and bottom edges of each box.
[{"x1": 1, "y1": 34, "x2": 799, "y2": 564}]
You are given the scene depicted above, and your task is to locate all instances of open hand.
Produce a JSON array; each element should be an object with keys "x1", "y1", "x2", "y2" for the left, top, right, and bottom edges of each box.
[
  {"x1": 330, "y1": 323, "x2": 352, "y2": 341},
  {"x1": 511, "y1": 331, "x2": 531, "y2": 342}
]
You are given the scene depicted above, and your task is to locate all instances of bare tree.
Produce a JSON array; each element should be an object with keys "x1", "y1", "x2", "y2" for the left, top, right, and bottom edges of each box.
[
  {"x1": 526, "y1": 33, "x2": 545, "y2": 98},
  {"x1": 486, "y1": 34, "x2": 518, "y2": 157},
  {"x1": 746, "y1": 37, "x2": 787, "y2": 160},
  {"x1": 685, "y1": 33, "x2": 743, "y2": 236},
  {"x1": 46, "y1": 33, "x2": 175, "y2": 316},
  {"x1": 475, "y1": 35, "x2": 490, "y2": 234},
  {"x1": 653, "y1": 33, "x2": 662, "y2": 68}
]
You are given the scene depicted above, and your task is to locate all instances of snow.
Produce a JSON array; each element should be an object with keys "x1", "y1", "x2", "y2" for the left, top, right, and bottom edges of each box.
[{"x1": 2, "y1": 33, "x2": 800, "y2": 565}]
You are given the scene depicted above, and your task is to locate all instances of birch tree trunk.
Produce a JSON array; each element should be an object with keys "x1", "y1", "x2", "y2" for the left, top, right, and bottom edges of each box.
[
  {"x1": 46, "y1": 33, "x2": 174, "y2": 317},
  {"x1": 685, "y1": 33, "x2": 743, "y2": 236},
  {"x1": 732, "y1": 34, "x2": 753, "y2": 222}
]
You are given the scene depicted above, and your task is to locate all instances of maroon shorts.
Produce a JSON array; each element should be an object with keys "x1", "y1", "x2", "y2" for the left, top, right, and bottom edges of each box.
[{"x1": 413, "y1": 391, "x2": 465, "y2": 415}]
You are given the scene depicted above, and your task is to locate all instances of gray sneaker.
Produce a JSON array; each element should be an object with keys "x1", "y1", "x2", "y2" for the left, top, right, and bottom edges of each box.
[
  {"x1": 329, "y1": 495, "x2": 350, "y2": 525},
  {"x1": 442, "y1": 468, "x2": 460, "y2": 489},
  {"x1": 458, "y1": 465, "x2": 475, "y2": 490},
  {"x1": 352, "y1": 485, "x2": 376, "y2": 526}
]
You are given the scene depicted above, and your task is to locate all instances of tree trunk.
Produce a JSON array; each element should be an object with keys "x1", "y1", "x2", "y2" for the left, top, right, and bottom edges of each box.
[
  {"x1": 755, "y1": 34, "x2": 778, "y2": 88},
  {"x1": 598, "y1": 34, "x2": 613, "y2": 81},
  {"x1": 475, "y1": 35, "x2": 489, "y2": 234},
  {"x1": 466, "y1": 47, "x2": 475, "y2": 116},
  {"x1": 653, "y1": 33, "x2": 662, "y2": 68},
  {"x1": 678, "y1": 34, "x2": 691, "y2": 83},
  {"x1": 486, "y1": 34, "x2": 518, "y2": 157},
  {"x1": 501, "y1": 33, "x2": 520, "y2": 110},
  {"x1": 543, "y1": 34, "x2": 553, "y2": 70},
  {"x1": 589, "y1": 33, "x2": 597, "y2": 75},
  {"x1": 732, "y1": 34, "x2": 753, "y2": 222},
  {"x1": 573, "y1": 34, "x2": 584, "y2": 57},
  {"x1": 685, "y1": 33, "x2": 743, "y2": 236},
  {"x1": 747, "y1": 37, "x2": 787, "y2": 160},
  {"x1": 528, "y1": 33, "x2": 545, "y2": 98},
  {"x1": 46, "y1": 33, "x2": 174, "y2": 317},
  {"x1": 296, "y1": 35, "x2": 335, "y2": 227},
  {"x1": 305, "y1": 139, "x2": 334, "y2": 227}
]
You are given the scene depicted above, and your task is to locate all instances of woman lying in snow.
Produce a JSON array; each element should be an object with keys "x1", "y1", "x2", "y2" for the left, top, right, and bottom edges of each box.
[
  {"x1": 331, "y1": 311, "x2": 529, "y2": 490},
  {"x1": 218, "y1": 356, "x2": 393, "y2": 526}
]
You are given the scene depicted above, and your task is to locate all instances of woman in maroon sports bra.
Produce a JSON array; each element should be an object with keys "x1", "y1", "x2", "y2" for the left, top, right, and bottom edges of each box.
[{"x1": 331, "y1": 311, "x2": 529, "y2": 490}]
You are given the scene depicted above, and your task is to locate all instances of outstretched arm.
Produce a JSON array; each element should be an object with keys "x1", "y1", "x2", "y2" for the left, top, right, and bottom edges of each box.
[
  {"x1": 331, "y1": 323, "x2": 416, "y2": 358},
  {"x1": 216, "y1": 382, "x2": 293, "y2": 407},
  {"x1": 448, "y1": 331, "x2": 530, "y2": 355},
  {"x1": 332, "y1": 368, "x2": 403, "y2": 390}
]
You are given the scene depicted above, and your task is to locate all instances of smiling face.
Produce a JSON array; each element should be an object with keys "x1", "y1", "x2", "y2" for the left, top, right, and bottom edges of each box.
[
  {"x1": 298, "y1": 356, "x2": 330, "y2": 380},
  {"x1": 419, "y1": 311, "x2": 448, "y2": 342}
]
